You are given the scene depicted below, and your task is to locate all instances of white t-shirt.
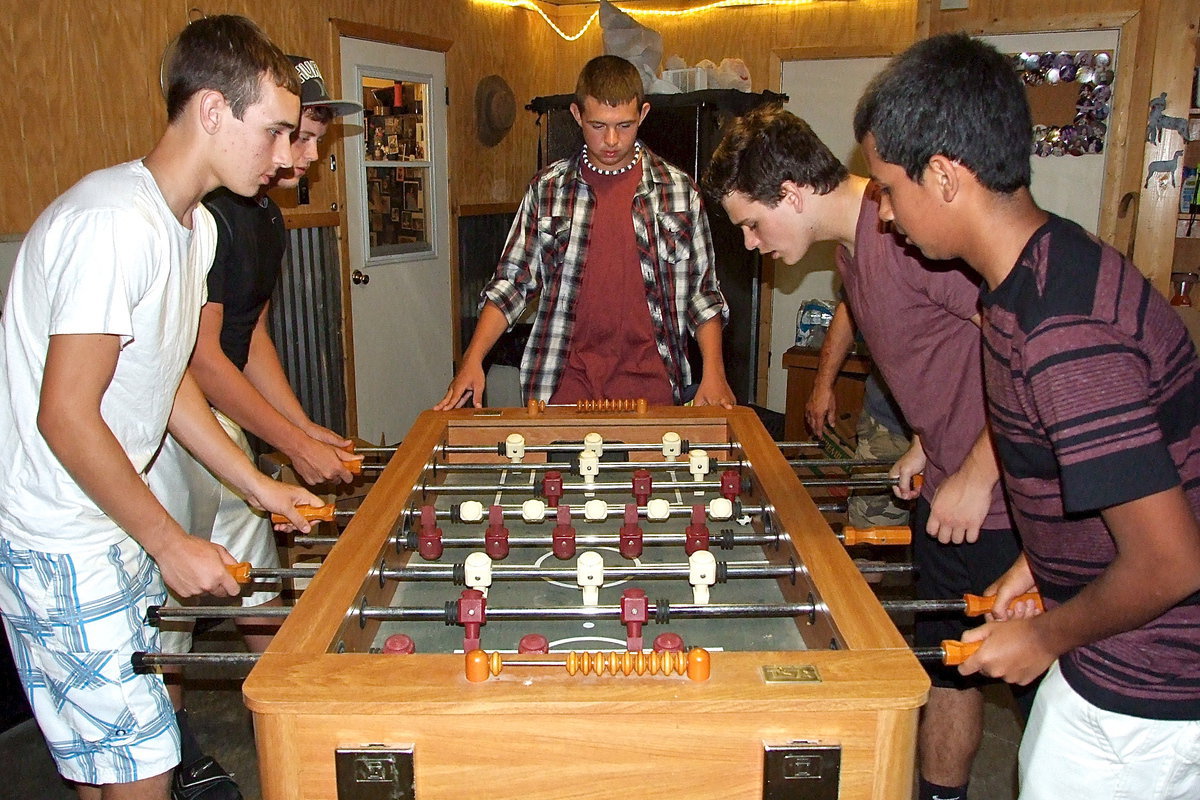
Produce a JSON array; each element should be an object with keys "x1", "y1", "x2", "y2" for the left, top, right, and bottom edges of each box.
[{"x1": 0, "y1": 159, "x2": 215, "y2": 552}]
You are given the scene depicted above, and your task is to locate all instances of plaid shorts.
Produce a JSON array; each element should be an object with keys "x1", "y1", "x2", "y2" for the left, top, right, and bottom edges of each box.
[{"x1": 0, "y1": 535, "x2": 180, "y2": 785}]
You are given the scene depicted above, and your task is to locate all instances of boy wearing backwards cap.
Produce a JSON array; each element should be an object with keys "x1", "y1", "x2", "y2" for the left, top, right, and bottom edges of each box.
[{"x1": 147, "y1": 56, "x2": 363, "y2": 800}]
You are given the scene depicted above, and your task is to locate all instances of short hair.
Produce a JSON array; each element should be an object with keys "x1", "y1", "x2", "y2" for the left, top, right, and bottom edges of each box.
[
  {"x1": 853, "y1": 32, "x2": 1032, "y2": 193},
  {"x1": 702, "y1": 104, "x2": 848, "y2": 207},
  {"x1": 163, "y1": 15, "x2": 299, "y2": 124},
  {"x1": 574, "y1": 55, "x2": 645, "y2": 109},
  {"x1": 303, "y1": 105, "x2": 335, "y2": 126}
]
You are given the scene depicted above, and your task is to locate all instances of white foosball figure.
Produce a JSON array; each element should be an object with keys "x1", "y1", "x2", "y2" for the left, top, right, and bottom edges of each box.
[
  {"x1": 464, "y1": 551, "x2": 493, "y2": 597},
  {"x1": 458, "y1": 500, "x2": 485, "y2": 523},
  {"x1": 662, "y1": 431, "x2": 682, "y2": 461},
  {"x1": 646, "y1": 497, "x2": 672, "y2": 522},
  {"x1": 689, "y1": 449, "x2": 710, "y2": 496},
  {"x1": 689, "y1": 549, "x2": 717, "y2": 605},
  {"x1": 522, "y1": 498, "x2": 547, "y2": 523},
  {"x1": 577, "y1": 550, "x2": 605, "y2": 606},
  {"x1": 505, "y1": 433, "x2": 526, "y2": 463},
  {"x1": 583, "y1": 432, "x2": 604, "y2": 457},
  {"x1": 707, "y1": 497, "x2": 734, "y2": 521},
  {"x1": 579, "y1": 450, "x2": 599, "y2": 496},
  {"x1": 584, "y1": 498, "x2": 608, "y2": 521}
]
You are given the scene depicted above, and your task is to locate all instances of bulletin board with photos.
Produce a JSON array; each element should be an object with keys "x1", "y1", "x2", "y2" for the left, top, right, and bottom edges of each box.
[{"x1": 362, "y1": 77, "x2": 431, "y2": 259}]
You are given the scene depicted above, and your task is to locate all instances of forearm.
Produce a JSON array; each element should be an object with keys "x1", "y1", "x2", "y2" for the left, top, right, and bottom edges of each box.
[
  {"x1": 813, "y1": 304, "x2": 855, "y2": 391},
  {"x1": 956, "y1": 425, "x2": 1001, "y2": 490},
  {"x1": 167, "y1": 370, "x2": 270, "y2": 497},
  {"x1": 694, "y1": 316, "x2": 727, "y2": 381},
  {"x1": 460, "y1": 302, "x2": 511, "y2": 368}
]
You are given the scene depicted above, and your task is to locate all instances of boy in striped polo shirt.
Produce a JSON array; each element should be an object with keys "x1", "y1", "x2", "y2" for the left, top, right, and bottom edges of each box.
[{"x1": 854, "y1": 32, "x2": 1200, "y2": 799}]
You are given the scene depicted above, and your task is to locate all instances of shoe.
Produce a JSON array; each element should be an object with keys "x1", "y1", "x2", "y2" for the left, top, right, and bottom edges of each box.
[{"x1": 172, "y1": 755, "x2": 243, "y2": 800}]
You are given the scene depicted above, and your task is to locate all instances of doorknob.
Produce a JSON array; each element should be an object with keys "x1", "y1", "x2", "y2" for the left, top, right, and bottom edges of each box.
[{"x1": 352, "y1": 270, "x2": 370, "y2": 285}]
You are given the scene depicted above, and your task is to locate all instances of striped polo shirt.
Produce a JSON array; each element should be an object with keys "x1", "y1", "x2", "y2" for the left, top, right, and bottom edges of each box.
[{"x1": 981, "y1": 213, "x2": 1200, "y2": 720}]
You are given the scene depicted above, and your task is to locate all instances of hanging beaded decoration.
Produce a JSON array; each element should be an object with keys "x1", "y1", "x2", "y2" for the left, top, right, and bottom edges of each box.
[{"x1": 1011, "y1": 51, "x2": 1115, "y2": 157}]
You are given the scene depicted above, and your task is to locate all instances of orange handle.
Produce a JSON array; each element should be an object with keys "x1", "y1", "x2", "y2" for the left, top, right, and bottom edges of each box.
[
  {"x1": 270, "y1": 504, "x2": 335, "y2": 524},
  {"x1": 941, "y1": 639, "x2": 982, "y2": 666},
  {"x1": 912, "y1": 473, "x2": 924, "y2": 490},
  {"x1": 841, "y1": 525, "x2": 911, "y2": 546},
  {"x1": 225, "y1": 562, "x2": 251, "y2": 583},
  {"x1": 963, "y1": 591, "x2": 1045, "y2": 617},
  {"x1": 344, "y1": 457, "x2": 362, "y2": 475}
]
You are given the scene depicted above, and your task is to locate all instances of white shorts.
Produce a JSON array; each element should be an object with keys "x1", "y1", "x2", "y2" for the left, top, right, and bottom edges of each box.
[
  {"x1": 0, "y1": 536, "x2": 179, "y2": 784},
  {"x1": 1019, "y1": 661, "x2": 1200, "y2": 800},
  {"x1": 146, "y1": 410, "x2": 281, "y2": 654}
]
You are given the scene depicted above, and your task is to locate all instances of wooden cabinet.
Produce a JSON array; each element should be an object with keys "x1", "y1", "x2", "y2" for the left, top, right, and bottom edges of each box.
[{"x1": 782, "y1": 346, "x2": 872, "y2": 442}]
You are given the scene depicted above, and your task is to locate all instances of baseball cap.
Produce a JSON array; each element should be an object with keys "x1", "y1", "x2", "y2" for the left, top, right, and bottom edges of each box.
[{"x1": 288, "y1": 55, "x2": 362, "y2": 118}]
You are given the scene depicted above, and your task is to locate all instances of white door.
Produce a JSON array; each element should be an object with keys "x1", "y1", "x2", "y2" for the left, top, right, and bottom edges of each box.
[{"x1": 341, "y1": 37, "x2": 452, "y2": 442}]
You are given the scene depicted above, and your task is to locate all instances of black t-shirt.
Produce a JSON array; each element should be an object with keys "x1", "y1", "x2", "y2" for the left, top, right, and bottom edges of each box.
[{"x1": 202, "y1": 188, "x2": 285, "y2": 371}]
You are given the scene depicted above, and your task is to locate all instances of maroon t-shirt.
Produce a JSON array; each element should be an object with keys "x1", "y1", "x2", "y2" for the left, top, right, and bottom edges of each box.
[
  {"x1": 837, "y1": 183, "x2": 1009, "y2": 529},
  {"x1": 550, "y1": 162, "x2": 672, "y2": 405}
]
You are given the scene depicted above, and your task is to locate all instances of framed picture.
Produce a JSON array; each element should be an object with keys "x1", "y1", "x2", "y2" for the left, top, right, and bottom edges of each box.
[
  {"x1": 391, "y1": 208, "x2": 400, "y2": 222},
  {"x1": 403, "y1": 180, "x2": 421, "y2": 210},
  {"x1": 402, "y1": 211, "x2": 414, "y2": 228},
  {"x1": 410, "y1": 212, "x2": 425, "y2": 231}
]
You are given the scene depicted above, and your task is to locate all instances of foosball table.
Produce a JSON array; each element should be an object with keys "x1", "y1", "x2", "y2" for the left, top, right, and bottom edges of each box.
[{"x1": 242, "y1": 405, "x2": 929, "y2": 799}]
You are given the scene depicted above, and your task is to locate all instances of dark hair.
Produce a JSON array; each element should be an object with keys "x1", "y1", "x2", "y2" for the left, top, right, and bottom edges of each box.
[
  {"x1": 853, "y1": 32, "x2": 1031, "y2": 193},
  {"x1": 574, "y1": 55, "x2": 645, "y2": 110},
  {"x1": 701, "y1": 104, "x2": 848, "y2": 207},
  {"x1": 163, "y1": 15, "x2": 299, "y2": 123},
  {"x1": 303, "y1": 105, "x2": 335, "y2": 126}
]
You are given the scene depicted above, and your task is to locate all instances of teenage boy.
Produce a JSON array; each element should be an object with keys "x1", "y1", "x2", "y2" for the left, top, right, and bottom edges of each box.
[
  {"x1": 435, "y1": 54, "x2": 732, "y2": 410},
  {"x1": 702, "y1": 104, "x2": 1029, "y2": 800},
  {"x1": 149, "y1": 55, "x2": 362, "y2": 800},
  {"x1": 854, "y1": 31, "x2": 1200, "y2": 799},
  {"x1": 0, "y1": 15, "x2": 321, "y2": 800}
]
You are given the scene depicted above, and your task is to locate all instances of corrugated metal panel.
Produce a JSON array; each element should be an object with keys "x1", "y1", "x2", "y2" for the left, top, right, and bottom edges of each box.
[{"x1": 267, "y1": 226, "x2": 346, "y2": 435}]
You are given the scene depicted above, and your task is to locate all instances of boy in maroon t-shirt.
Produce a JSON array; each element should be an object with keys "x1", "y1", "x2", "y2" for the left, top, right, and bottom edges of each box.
[
  {"x1": 855, "y1": 32, "x2": 1200, "y2": 799},
  {"x1": 703, "y1": 104, "x2": 1032, "y2": 800}
]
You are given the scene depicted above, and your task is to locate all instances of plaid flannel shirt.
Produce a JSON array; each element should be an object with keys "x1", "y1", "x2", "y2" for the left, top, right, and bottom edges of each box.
[{"x1": 482, "y1": 145, "x2": 727, "y2": 403}]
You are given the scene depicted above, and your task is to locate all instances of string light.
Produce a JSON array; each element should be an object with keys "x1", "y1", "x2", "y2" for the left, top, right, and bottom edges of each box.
[{"x1": 475, "y1": 0, "x2": 823, "y2": 42}]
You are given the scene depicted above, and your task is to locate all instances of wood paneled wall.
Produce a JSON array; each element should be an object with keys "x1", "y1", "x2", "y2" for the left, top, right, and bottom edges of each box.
[
  {"x1": 0, "y1": 0, "x2": 563, "y2": 234},
  {"x1": 2, "y1": 0, "x2": 1187, "y2": 291}
]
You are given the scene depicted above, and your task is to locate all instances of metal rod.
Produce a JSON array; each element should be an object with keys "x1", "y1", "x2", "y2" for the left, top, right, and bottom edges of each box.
[{"x1": 151, "y1": 596, "x2": 954, "y2": 623}]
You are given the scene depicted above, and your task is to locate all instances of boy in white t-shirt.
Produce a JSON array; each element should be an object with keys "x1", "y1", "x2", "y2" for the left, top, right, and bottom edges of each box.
[{"x1": 0, "y1": 15, "x2": 322, "y2": 800}]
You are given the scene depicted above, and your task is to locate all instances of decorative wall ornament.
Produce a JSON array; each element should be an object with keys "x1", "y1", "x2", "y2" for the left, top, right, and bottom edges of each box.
[
  {"x1": 1146, "y1": 92, "x2": 1195, "y2": 144},
  {"x1": 1011, "y1": 51, "x2": 1114, "y2": 157}
]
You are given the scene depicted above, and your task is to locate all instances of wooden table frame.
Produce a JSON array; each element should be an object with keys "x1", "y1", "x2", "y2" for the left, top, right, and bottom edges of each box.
[{"x1": 244, "y1": 406, "x2": 927, "y2": 799}]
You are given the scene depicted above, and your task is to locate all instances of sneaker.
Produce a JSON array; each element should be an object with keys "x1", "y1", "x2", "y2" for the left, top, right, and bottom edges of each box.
[{"x1": 172, "y1": 755, "x2": 243, "y2": 800}]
